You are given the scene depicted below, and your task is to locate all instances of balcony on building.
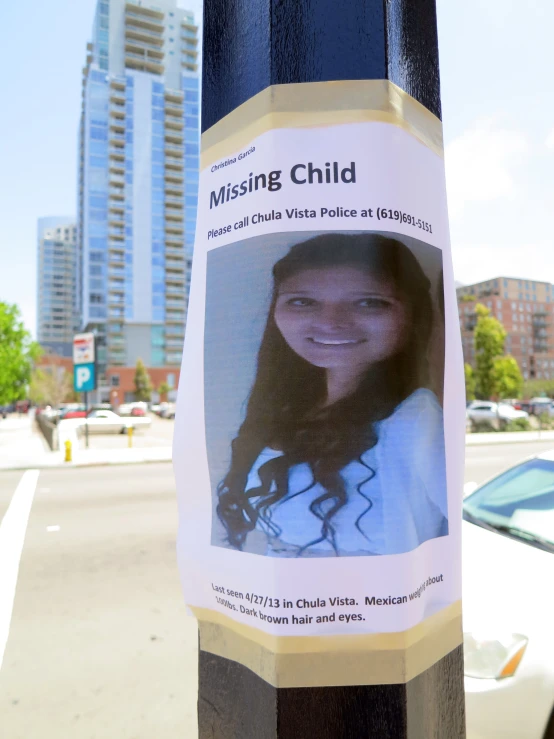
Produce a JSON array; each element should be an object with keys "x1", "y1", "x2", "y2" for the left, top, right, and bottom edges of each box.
[
  {"x1": 165, "y1": 154, "x2": 184, "y2": 171},
  {"x1": 108, "y1": 241, "x2": 125, "y2": 257},
  {"x1": 166, "y1": 272, "x2": 186, "y2": 284},
  {"x1": 108, "y1": 212, "x2": 125, "y2": 227},
  {"x1": 165, "y1": 182, "x2": 183, "y2": 197},
  {"x1": 166, "y1": 223, "x2": 184, "y2": 236},
  {"x1": 165, "y1": 209, "x2": 184, "y2": 222},
  {"x1": 109, "y1": 130, "x2": 126, "y2": 145},
  {"x1": 109, "y1": 164, "x2": 125, "y2": 179},
  {"x1": 109, "y1": 281, "x2": 125, "y2": 295},
  {"x1": 166, "y1": 312, "x2": 185, "y2": 324},
  {"x1": 182, "y1": 49, "x2": 199, "y2": 62},
  {"x1": 165, "y1": 129, "x2": 184, "y2": 144},
  {"x1": 125, "y1": 2, "x2": 164, "y2": 24},
  {"x1": 110, "y1": 89, "x2": 126, "y2": 106},
  {"x1": 165, "y1": 338, "x2": 184, "y2": 350},
  {"x1": 109, "y1": 186, "x2": 125, "y2": 201},
  {"x1": 165, "y1": 353, "x2": 184, "y2": 366},
  {"x1": 110, "y1": 78, "x2": 126, "y2": 92},
  {"x1": 125, "y1": 21, "x2": 164, "y2": 47},
  {"x1": 166, "y1": 248, "x2": 185, "y2": 261},
  {"x1": 109, "y1": 146, "x2": 125, "y2": 161},
  {"x1": 181, "y1": 22, "x2": 198, "y2": 38},
  {"x1": 165, "y1": 89, "x2": 183, "y2": 106},
  {"x1": 109, "y1": 172, "x2": 125, "y2": 187},
  {"x1": 165, "y1": 112, "x2": 184, "y2": 131},
  {"x1": 164, "y1": 170, "x2": 183, "y2": 185},
  {"x1": 108, "y1": 351, "x2": 126, "y2": 366},
  {"x1": 125, "y1": 51, "x2": 165, "y2": 75},
  {"x1": 125, "y1": 38, "x2": 164, "y2": 59},
  {"x1": 108, "y1": 226, "x2": 125, "y2": 240},
  {"x1": 165, "y1": 194, "x2": 183, "y2": 207}
]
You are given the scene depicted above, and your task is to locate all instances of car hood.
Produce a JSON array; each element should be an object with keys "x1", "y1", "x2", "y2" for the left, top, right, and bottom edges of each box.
[{"x1": 462, "y1": 519, "x2": 553, "y2": 635}]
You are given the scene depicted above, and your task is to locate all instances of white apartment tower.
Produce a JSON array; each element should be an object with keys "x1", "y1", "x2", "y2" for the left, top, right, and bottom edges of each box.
[
  {"x1": 37, "y1": 217, "x2": 79, "y2": 358},
  {"x1": 78, "y1": 0, "x2": 199, "y2": 398}
]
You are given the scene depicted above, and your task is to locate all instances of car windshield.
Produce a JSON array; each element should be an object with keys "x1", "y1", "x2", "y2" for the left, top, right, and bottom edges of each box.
[{"x1": 464, "y1": 458, "x2": 554, "y2": 547}]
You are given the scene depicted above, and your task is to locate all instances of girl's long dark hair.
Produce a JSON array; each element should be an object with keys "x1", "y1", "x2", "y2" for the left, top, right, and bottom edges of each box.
[{"x1": 217, "y1": 233, "x2": 435, "y2": 553}]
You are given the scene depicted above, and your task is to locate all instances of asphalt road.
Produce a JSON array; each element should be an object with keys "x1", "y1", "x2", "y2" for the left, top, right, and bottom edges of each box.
[
  {"x1": 1, "y1": 440, "x2": 554, "y2": 738},
  {"x1": 0, "y1": 464, "x2": 197, "y2": 739},
  {"x1": 465, "y1": 439, "x2": 554, "y2": 485}
]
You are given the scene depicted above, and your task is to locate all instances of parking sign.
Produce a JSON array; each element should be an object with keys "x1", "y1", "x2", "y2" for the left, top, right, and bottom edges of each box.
[{"x1": 73, "y1": 362, "x2": 96, "y2": 393}]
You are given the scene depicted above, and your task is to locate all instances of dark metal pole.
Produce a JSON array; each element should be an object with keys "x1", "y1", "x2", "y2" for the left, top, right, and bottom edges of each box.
[
  {"x1": 85, "y1": 390, "x2": 89, "y2": 449},
  {"x1": 197, "y1": 1, "x2": 464, "y2": 737}
]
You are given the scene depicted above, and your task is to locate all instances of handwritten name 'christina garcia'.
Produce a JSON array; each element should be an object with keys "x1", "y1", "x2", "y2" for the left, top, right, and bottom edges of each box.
[{"x1": 209, "y1": 161, "x2": 356, "y2": 209}]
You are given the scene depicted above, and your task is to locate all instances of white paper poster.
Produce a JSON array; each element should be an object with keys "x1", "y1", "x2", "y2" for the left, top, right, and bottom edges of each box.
[{"x1": 174, "y1": 85, "x2": 465, "y2": 655}]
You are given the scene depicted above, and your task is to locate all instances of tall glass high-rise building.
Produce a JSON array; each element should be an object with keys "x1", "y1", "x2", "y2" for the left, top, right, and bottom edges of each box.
[
  {"x1": 36, "y1": 217, "x2": 79, "y2": 358},
  {"x1": 78, "y1": 0, "x2": 199, "y2": 399}
]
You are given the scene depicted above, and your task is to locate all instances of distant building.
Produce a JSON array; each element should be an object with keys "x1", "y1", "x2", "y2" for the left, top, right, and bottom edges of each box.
[
  {"x1": 457, "y1": 277, "x2": 554, "y2": 381},
  {"x1": 78, "y1": 0, "x2": 199, "y2": 402},
  {"x1": 36, "y1": 218, "x2": 78, "y2": 358}
]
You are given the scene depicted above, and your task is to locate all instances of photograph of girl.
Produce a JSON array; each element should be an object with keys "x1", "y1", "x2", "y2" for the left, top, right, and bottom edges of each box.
[{"x1": 206, "y1": 232, "x2": 447, "y2": 558}]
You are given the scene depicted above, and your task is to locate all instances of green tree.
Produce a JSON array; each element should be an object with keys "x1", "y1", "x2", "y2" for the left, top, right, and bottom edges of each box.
[
  {"x1": 133, "y1": 358, "x2": 153, "y2": 401},
  {"x1": 158, "y1": 380, "x2": 170, "y2": 400},
  {"x1": 492, "y1": 356, "x2": 524, "y2": 399},
  {"x1": 473, "y1": 303, "x2": 506, "y2": 399},
  {"x1": 0, "y1": 302, "x2": 41, "y2": 405},
  {"x1": 464, "y1": 363, "x2": 476, "y2": 401},
  {"x1": 29, "y1": 365, "x2": 73, "y2": 408}
]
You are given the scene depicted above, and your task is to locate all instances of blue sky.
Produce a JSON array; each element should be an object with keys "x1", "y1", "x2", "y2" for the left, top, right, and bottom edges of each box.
[{"x1": 1, "y1": 0, "x2": 552, "y2": 337}]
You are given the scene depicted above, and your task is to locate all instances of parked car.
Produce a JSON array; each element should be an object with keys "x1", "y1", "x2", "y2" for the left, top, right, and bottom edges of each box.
[
  {"x1": 528, "y1": 397, "x2": 554, "y2": 417},
  {"x1": 466, "y1": 400, "x2": 529, "y2": 431},
  {"x1": 118, "y1": 401, "x2": 148, "y2": 417},
  {"x1": 463, "y1": 451, "x2": 554, "y2": 739},
  {"x1": 159, "y1": 402, "x2": 176, "y2": 419},
  {"x1": 59, "y1": 406, "x2": 87, "y2": 421},
  {"x1": 62, "y1": 409, "x2": 151, "y2": 435}
]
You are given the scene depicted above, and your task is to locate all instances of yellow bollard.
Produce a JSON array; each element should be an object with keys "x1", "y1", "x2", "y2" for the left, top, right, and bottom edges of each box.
[
  {"x1": 128, "y1": 425, "x2": 133, "y2": 448},
  {"x1": 64, "y1": 439, "x2": 72, "y2": 463}
]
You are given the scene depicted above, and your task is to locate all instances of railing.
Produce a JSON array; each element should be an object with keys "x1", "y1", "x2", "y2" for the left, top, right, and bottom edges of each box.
[
  {"x1": 36, "y1": 413, "x2": 59, "y2": 451},
  {"x1": 125, "y1": 38, "x2": 163, "y2": 52}
]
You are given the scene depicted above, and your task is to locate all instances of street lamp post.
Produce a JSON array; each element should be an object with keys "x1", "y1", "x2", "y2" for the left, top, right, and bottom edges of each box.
[{"x1": 188, "y1": 0, "x2": 466, "y2": 736}]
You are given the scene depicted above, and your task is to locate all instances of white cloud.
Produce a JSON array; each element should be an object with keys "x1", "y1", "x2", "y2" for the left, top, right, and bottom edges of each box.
[
  {"x1": 545, "y1": 128, "x2": 554, "y2": 150},
  {"x1": 445, "y1": 119, "x2": 528, "y2": 219}
]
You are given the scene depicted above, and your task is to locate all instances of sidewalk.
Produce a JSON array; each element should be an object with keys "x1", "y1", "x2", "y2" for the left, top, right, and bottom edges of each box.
[
  {"x1": 0, "y1": 415, "x2": 172, "y2": 471},
  {"x1": 2, "y1": 415, "x2": 554, "y2": 472},
  {"x1": 466, "y1": 429, "x2": 554, "y2": 446}
]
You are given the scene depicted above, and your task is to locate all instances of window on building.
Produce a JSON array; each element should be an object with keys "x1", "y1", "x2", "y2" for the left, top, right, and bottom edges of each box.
[{"x1": 110, "y1": 375, "x2": 120, "y2": 387}]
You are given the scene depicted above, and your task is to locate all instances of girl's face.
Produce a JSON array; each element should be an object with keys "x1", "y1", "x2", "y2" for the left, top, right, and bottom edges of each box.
[{"x1": 273, "y1": 265, "x2": 410, "y2": 371}]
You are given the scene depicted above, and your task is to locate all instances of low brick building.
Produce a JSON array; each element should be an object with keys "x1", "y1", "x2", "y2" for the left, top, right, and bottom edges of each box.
[{"x1": 105, "y1": 366, "x2": 180, "y2": 407}]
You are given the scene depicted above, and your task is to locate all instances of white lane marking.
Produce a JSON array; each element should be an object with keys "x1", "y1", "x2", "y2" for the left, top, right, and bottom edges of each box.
[{"x1": 0, "y1": 469, "x2": 40, "y2": 670}]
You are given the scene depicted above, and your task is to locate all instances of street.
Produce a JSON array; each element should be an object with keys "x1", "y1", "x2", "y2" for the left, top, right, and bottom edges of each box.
[
  {"x1": 0, "y1": 464, "x2": 197, "y2": 739},
  {"x1": 0, "y1": 440, "x2": 553, "y2": 738}
]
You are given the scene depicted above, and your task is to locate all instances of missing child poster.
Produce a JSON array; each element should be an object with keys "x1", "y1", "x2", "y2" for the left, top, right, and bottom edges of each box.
[{"x1": 174, "y1": 81, "x2": 465, "y2": 688}]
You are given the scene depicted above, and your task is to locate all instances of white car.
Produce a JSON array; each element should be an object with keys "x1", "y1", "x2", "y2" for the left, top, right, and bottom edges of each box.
[
  {"x1": 463, "y1": 451, "x2": 554, "y2": 739},
  {"x1": 467, "y1": 401, "x2": 529, "y2": 431},
  {"x1": 72, "y1": 409, "x2": 152, "y2": 434}
]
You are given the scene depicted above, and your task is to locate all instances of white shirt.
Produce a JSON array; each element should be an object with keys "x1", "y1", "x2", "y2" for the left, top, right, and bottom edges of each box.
[{"x1": 244, "y1": 388, "x2": 447, "y2": 557}]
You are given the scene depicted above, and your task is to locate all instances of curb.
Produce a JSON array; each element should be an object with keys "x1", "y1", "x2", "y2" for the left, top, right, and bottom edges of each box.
[
  {"x1": 466, "y1": 433, "x2": 554, "y2": 447},
  {"x1": 0, "y1": 457, "x2": 173, "y2": 472}
]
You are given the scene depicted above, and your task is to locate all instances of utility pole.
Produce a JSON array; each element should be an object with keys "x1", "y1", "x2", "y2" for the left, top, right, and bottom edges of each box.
[{"x1": 180, "y1": 0, "x2": 466, "y2": 736}]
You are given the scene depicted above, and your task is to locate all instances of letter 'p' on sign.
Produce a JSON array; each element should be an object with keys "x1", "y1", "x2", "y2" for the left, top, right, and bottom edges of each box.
[{"x1": 74, "y1": 362, "x2": 95, "y2": 393}]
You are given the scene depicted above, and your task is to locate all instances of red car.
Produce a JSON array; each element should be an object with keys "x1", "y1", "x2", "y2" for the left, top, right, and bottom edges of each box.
[{"x1": 59, "y1": 408, "x2": 87, "y2": 420}]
